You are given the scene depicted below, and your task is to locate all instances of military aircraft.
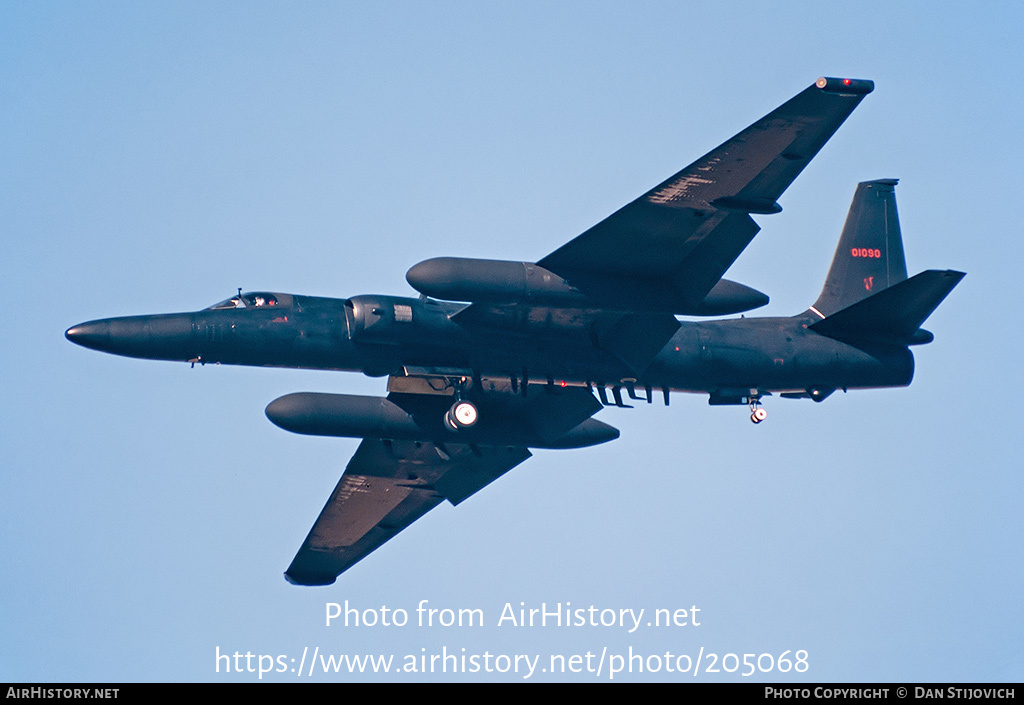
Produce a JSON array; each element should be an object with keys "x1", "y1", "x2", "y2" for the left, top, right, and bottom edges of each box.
[{"x1": 65, "y1": 77, "x2": 963, "y2": 586}]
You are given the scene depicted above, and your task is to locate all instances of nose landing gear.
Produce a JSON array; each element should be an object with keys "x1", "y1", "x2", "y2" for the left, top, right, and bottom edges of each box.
[{"x1": 445, "y1": 399, "x2": 479, "y2": 431}]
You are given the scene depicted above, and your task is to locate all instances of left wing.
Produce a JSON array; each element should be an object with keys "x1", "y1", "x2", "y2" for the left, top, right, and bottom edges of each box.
[
  {"x1": 285, "y1": 438, "x2": 530, "y2": 585},
  {"x1": 282, "y1": 382, "x2": 606, "y2": 585}
]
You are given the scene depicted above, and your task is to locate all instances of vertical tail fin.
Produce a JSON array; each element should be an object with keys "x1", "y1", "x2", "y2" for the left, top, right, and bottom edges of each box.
[
  {"x1": 809, "y1": 179, "x2": 908, "y2": 318},
  {"x1": 805, "y1": 179, "x2": 965, "y2": 345}
]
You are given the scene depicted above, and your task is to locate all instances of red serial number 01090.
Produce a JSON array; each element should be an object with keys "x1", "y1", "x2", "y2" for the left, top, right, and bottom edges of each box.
[{"x1": 851, "y1": 248, "x2": 882, "y2": 258}]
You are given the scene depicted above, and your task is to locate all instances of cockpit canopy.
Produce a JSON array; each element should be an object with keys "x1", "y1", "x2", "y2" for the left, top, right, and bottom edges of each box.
[{"x1": 206, "y1": 292, "x2": 294, "y2": 310}]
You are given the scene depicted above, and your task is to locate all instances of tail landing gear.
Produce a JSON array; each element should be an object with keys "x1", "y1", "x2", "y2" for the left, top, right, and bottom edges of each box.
[{"x1": 749, "y1": 395, "x2": 767, "y2": 424}]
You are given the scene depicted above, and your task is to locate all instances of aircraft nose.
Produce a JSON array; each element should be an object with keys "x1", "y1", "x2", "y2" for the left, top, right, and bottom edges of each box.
[
  {"x1": 65, "y1": 320, "x2": 112, "y2": 351},
  {"x1": 64, "y1": 314, "x2": 197, "y2": 360}
]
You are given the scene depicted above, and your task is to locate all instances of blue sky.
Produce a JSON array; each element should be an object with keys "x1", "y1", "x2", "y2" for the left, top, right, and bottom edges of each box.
[{"x1": 2, "y1": 2, "x2": 1022, "y2": 682}]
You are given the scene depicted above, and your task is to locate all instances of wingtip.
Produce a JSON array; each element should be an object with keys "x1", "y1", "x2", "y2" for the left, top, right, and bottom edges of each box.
[
  {"x1": 815, "y1": 77, "x2": 874, "y2": 95},
  {"x1": 284, "y1": 571, "x2": 337, "y2": 587}
]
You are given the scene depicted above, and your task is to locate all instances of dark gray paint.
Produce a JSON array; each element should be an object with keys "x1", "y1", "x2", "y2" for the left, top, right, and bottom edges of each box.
[{"x1": 65, "y1": 79, "x2": 963, "y2": 585}]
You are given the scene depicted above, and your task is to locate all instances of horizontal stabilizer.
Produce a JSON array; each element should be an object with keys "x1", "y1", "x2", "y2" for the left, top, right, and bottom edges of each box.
[{"x1": 810, "y1": 269, "x2": 964, "y2": 344}]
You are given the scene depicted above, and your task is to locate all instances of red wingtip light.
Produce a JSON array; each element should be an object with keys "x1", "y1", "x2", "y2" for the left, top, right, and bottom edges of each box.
[{"x1": 815, "y1": 77, "x2": 874, "y2": 95}]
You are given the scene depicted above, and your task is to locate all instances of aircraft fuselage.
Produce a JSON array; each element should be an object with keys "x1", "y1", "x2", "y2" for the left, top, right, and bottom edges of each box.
[
  {"x1": 66, "y1": 292, "x2": 913, "y2": 402},
  {"x1": 63, "y1": 79, "x2": 964, "y2": 584}
]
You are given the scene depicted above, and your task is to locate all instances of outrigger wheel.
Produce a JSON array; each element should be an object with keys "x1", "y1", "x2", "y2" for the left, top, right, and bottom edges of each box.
[{"x1": 445, "y1": 400, "x2": 479, "y2": 431}]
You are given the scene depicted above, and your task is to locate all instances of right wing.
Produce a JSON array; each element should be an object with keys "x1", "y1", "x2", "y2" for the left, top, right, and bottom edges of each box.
[
  {"x1": 446, "y1": 79, "x2": 874, "y2": 373},
  {"x1": 537, "y1": 77, "x2": 875, "y2": 312}
]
